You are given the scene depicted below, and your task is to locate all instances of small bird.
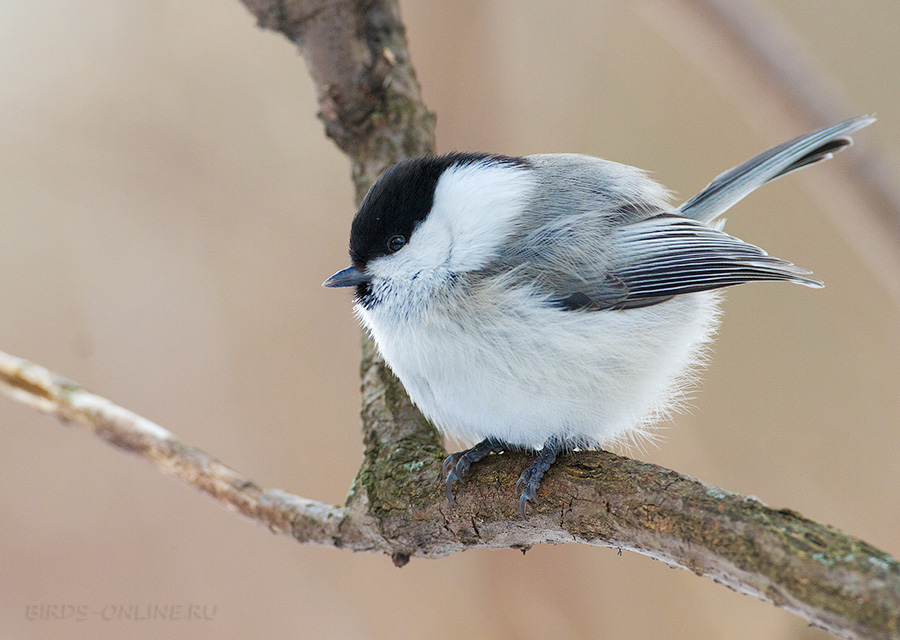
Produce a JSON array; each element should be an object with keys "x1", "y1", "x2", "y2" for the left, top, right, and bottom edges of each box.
[{"x1": 324, "y1": 116, "x2": 873, "y2": 519}]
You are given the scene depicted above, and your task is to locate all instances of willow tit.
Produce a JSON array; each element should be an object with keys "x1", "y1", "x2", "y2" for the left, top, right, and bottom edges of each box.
[{"x1": 325, "y1": 116, "x2": 873, "y2": 518}]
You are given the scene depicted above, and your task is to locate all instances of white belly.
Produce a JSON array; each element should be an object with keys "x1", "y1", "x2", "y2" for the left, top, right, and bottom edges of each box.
[{"x1": 358, "y1": 284, "x2": 720, "y2": 450}]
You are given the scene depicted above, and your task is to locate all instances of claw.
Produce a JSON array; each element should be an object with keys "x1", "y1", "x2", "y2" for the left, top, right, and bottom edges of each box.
[
  {"x1": 445, "y1": 468, "x2": 460, "y2": 505},
  {"x1": 442, "y1": 451, "x2": 465, "y2": 505},
  {"x1": 515, "y1": 466, "x2": 542, "y2": 520},
  {"x1": 442, "y1": 438, "x2": 506, "y2": 506},
  {"x1": 514, "y1": 436, "x2": 563, "y2": 520},
  {"x1": 518, "y1": 492, "x2": 530, "y2": 521},
  {"x1": 442, "y1": 437, "x2": 564, "y2": 516},
  {"x1": 441, "y1": 452, "x2": 460, "y2": 478}
]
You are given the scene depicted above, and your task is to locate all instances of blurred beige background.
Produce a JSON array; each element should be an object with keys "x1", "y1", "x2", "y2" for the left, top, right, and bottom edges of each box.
[{"x1": 1, "y1": 1, "x2": 898, "y2": 639}]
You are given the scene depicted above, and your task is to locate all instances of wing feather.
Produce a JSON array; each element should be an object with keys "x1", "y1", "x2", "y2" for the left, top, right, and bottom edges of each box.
[{"x1": 554, "y1": 214, "x2": 821, "y2": 310}]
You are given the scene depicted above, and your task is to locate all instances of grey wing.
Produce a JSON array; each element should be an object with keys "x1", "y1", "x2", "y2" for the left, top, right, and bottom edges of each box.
[{"x1": 554, "y1": 215, "x2": 822, "y2": 311}]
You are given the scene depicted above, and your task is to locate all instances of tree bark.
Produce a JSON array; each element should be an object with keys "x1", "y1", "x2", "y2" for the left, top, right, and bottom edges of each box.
[
  {"x1": 239, "y1": 0, "x2": 436, "y2": 198},
  {"x1": 2, "y1": 2, "x2": 899, "y2": 639},
  {"x1": 1, "y1": 351, "x2": 899, "y2": 639}
]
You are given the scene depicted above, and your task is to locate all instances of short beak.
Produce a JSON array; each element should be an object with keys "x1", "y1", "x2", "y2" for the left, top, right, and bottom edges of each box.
[{"x1": 322, "y1": 266, "x2": 371, "y2": 288}]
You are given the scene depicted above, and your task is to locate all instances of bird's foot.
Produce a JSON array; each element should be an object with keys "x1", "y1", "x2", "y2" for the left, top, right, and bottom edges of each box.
[
  {"x1": 443, "y1": 436, "x2": 566, "y2": 520},
  {"x1": 442, "y1": 438, "x2": 506, "y2": 505},
  {"x1": 515, "y1": 436, "x2": 563, "y2": 520}
]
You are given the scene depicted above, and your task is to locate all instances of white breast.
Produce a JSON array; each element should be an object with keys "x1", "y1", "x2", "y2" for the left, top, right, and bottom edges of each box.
[{"x1": 358, "y1": 278, "x2": 721, "y2": 450}]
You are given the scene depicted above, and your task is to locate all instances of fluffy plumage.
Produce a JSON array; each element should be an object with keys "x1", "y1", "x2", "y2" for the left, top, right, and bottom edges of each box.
[{"x1": 324, "y1": 115, "x2": 874, "y2": 517}]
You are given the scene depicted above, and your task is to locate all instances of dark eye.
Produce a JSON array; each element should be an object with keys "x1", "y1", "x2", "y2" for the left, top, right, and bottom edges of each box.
[{"x1": 387, "y1": 235, "x2": 406, "y2": 253}]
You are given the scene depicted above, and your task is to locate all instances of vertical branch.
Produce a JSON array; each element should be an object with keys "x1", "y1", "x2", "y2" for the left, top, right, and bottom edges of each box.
[
  {"x1": 238, "y1": 0, "x2": 443, "y2": 523},
  {"x1": 1, "y1": 5, "x2": 898, "y2": 634},
  {"x1": 239, "y1": 0, "x2": 436, "y2": 198}
]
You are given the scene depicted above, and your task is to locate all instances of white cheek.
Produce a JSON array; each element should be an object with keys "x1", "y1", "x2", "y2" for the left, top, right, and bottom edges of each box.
[
  {"x1": 429, "y1": 162, "x2": 535, "y2": 272},
  {"x1": 365, "y1": 161, "x2": 534, "y2": 282},
  {"x1": 367, "y1": 223, "x2": 453, "y2": 282}
]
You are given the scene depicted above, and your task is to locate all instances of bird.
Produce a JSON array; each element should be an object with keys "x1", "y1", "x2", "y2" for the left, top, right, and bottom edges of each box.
[{"x1": 324, "y1": 115, "x2": 874, "y2": 519}]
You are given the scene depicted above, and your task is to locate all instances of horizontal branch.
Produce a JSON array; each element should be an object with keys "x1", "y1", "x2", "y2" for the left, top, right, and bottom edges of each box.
[
  {"x1": 2, "y1": 350, "x2": 898, "y2": 639},
  {"x1": 9, "y1": 2, "x2": 891, "y2": 639},
  {"x1": 0, "y1": 352, "x2": 353, "y2": 547}
]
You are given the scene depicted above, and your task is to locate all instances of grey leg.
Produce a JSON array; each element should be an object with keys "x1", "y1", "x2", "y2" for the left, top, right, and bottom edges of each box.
[
  {"x1": 515, "y1": 436, "x2": 565, "y2": 520},
  {"x1": 442, "y1": 438, "x2": 507, "y2": 505}
]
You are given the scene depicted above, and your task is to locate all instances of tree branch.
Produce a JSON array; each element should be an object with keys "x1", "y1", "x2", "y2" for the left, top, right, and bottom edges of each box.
[
  {"x1": 2, "y1": 350, "x2": 899, "y2": 638},
  {"x1": 238, "y1": 0, "x2": 436, "y2": 199},
  {"x1": 237, "y1": 0, "x2": 443, "y2": 545},
  {"x1": 5, "y1": 1, "x2": 900, "y2": 639},
  {"x1": 0, "y1": 352, "x2": 354, "y2": 547},
  {"x1": 233, "y1": 3, "x2": 900, "y2": 637}
]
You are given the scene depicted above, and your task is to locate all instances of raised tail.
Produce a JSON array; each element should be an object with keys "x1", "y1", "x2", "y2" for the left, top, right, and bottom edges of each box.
[{"x1": 678, "y1": 115, "x2": 875, "y2": 224}]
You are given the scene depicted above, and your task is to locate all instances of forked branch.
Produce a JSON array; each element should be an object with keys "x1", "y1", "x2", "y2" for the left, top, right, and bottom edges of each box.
[{"x1": 3, "y1": 1, "x2": 899, "y2": 639}]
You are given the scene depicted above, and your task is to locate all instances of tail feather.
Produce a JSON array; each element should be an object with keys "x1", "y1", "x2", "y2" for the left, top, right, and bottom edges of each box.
[{"x1": 678, "y1": 115, "x2": 875, "y2": 224}]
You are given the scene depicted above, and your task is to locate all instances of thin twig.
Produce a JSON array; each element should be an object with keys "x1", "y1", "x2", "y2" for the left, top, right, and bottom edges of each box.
[{"x1": 0, "y1": 352, "x2": 355, "y2": 547}]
